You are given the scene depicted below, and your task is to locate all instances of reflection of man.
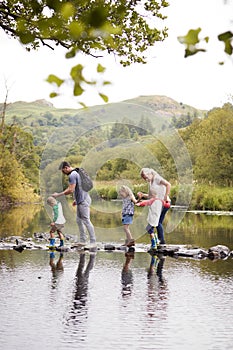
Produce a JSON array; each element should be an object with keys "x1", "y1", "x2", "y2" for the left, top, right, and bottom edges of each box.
[
  {"x1": 74, "y1": 252, "x2": 96, "y2": 307},
  {"x1": 121, "y1": 252, "x2": 134, "y2": 296},
  {"x1": 52, "y1": 161, "x2": 96, "y2": 247}
]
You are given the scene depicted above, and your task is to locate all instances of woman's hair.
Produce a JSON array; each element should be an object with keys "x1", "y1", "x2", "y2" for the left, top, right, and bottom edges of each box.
[
  {"x1": 118, "y1": 185, "x2": 133, "y2": 197},
  {"x1": 47, "y1": 196, "x2": 57, "y2": 206},
  {"x1": 140, "y1": 168, "x2": 157, "y2": 177}
]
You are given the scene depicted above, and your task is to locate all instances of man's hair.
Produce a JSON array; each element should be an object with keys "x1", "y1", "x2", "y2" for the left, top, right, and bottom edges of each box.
[{"x1": 59, "y1": 161, "x2": 70, "y2": 170}]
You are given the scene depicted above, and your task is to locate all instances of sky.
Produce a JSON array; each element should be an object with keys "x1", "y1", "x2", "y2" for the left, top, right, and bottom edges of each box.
[{"x1": 0, "y1": 0, "x2": 232, "y2": 111}]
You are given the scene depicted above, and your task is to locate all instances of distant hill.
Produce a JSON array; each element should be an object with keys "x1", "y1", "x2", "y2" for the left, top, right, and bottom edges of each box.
[
  {"x1": 122, "y1": 95, "x2": 206, "y2": 118},
  {"x1": 3, "y1": 95, "x2": 206, "y2": 120},
  {"x1": 1, "y1": 95, "x2": 207, "y2": 145}
]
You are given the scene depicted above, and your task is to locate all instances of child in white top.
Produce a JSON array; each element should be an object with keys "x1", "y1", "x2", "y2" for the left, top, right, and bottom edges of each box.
[{"x1": 47, "y1": 196, "x2": 66, "y2": 247}]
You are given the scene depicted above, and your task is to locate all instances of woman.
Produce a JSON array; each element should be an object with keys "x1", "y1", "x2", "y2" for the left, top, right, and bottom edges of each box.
[{"x1": 137, "y1": 168, "x2": 171, "y2": 249}]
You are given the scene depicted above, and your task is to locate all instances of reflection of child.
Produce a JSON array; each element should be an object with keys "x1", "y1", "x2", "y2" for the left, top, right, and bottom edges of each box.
[
  {"x1": 122, "y1": 252, "x2": 134, "y2": 296},
  {"x1": 47, "y1": 196, "x2": 66, "y2": 247},
  {"x1": 49, "y1": 252, "x2": 64, "y2": 277},
  {"x1": 118, "y1": 185, "x2": 138, "y2": 247}
]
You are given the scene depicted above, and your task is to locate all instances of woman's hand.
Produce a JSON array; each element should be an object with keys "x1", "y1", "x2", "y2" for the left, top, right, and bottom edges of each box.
[{"x1": 137, "y1": 191, "x2": 143, "y2": 199}]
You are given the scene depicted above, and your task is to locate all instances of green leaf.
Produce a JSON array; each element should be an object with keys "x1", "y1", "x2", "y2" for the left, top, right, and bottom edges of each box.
[
  {"x1": 99, "y1": 93, "x2": 108, "y2": 103},
  {"x1": 65, "y1": 49, "x2": 76, "y2": 59},
  {"x1": 103, "y1": 81, "x2": 111, "y2": 85},
  {"x1": 178, "y1": 28, "x2": 202, "y2": 46},
  {"x1": 97, "y1": 63, "x2": 106, "y2": 73},
  {"x1": 69, "y1": 21, "x2": 84, "y2": 40},
  {"x1": 73, "y1": 83, "x2": 84, "y2": 96},
  {"x1": 61, "y1": 3, "x2": 75, "y2": 19},
  {"x1": 79, "y1": 102, "x2": 87, "y2": 108},
  {"x1": 185, "y1": 48, "x2": 206, "y2": 58},
  {"x1": 19, "y1": 32, "x2": 35, "y2": 44},
  {"x1": 88, "y1": 7, "x2": 107, "y2": 28},
  {"x1": 49, "y1": 92, "x2": 58, "y2": 98},
  {"x1": 70, "y1": 64, "x2": 84, "y2": 83},
  {"x1": 46, "y1": 75, "x2": 64, "y2": 87},
  {"x1": 218, "y1": 31, "x2": 233, "y2": 55}
]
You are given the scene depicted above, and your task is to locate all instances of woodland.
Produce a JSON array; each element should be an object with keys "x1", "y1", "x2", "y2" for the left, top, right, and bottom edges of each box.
[
  {"x1": 0, "y1": 1, "x2": 232, "y2": 210},
  {"x1": 0, "y1": 97, "x2": 233, "y2": 211}
]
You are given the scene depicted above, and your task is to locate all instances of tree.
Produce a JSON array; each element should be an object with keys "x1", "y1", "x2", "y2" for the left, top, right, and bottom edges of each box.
[
  {"x1": 180, "y1": 104, "x2": 233, "y2": 185},
  {"x1": 0, "y1": 0, "x2": 169, "y2": 104},
  {"x1": 110, "y1": 122, "x2": 130, "y2": 140}
]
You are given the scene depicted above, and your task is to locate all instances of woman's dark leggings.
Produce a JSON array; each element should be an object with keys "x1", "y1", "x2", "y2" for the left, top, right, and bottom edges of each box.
[{"x1": 156, "y1": 206, "x2": 170, "y2": 244}]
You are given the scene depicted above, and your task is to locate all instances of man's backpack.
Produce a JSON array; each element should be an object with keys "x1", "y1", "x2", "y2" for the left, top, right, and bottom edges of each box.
[{"x1": 73, "y1": 167, "x2": 93, "y2": 192}]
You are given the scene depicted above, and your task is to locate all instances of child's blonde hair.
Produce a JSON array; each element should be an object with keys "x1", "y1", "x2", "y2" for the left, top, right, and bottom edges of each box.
[
  {"x1": 118, "y1": 185, "x2": 133, "y2": 198},
  {"x1": 47, "y1": 196, "x2": 57, "y2": 207}
]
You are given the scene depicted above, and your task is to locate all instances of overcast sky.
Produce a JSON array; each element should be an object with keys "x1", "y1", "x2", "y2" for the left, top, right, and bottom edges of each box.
[{"x1": 0, "y1": 0, "x2": 232, "y2": 110}]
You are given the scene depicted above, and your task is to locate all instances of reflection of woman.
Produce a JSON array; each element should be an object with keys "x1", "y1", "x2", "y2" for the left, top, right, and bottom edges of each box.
[
  {"x1": 147, "y1": 254, "x2": 168, "y2": 321},
  {"x1": 138, "y1": 168, "x2": 171, "y2": 248},
  {"x1": 147, "y1": 254, "x2": 165, "y2": 282}
]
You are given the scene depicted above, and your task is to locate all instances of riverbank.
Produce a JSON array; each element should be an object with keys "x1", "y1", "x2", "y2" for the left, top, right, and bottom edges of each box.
[
  {"x1": 1, "y1": 184, "x2": 232, "y2": 212},
  {"x1": 0, "y1": 196, "x2": 42, "y2": 211},
  {"x1": 92, "y1": 183, "x2": 233, "y2": 211}
]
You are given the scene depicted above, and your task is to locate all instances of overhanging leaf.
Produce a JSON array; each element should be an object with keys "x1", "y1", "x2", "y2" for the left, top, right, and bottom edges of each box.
[
  {"x1": 46, "y1": 75, "x2": 64, "y2": 87},
  {"x1": 97, "y1": 63, "x2": 106, "y2": 73},
  {"x1": 99, "y1": 93, "x2": 108, "y2": 102},
  {"x1": 218, "y1": 31, "x2": 233, "y2": 55},
  {"x1": 73, "y1": 82, "x2": 84, "y2": 96},
  {"x1": 178, "y1": 28, "x2": 202, "y2": 46},
  {"x1": 49, "y1": 92, "x2": 58, "y2": 98},
  {"x1": 61, "y1": 3, "x2": 75, "y2": 19}
]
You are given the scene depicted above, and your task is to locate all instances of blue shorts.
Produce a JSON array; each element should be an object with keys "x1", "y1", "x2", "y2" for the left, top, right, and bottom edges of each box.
[{"x1": 122, "y1": 215, "x2": 133, "y2": 225}]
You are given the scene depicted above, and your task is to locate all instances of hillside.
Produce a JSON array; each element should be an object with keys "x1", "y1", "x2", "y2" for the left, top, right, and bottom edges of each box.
[
  {"x1": 2, "y1": 94, "x2": 206, "y2": 126},
  {"x1": 1, "y1": 95, "x2": 207, "y2": 157}
]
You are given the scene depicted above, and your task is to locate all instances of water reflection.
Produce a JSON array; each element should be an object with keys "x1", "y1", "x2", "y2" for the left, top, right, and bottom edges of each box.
[
  {"x1": 65, "y1": 252, "x2": 96, "y2": 339},
  {"x1": 147, "y1": 254, "x2": 168, "y2": 321},
  {"x1": 1, "y1": 204, "x2": 232, "y2": 252},
  {"x1": 0, "y1": 204, "x2": 42, "y2": 237},
  {"x1": 49, "y1": 251, "x2": 64, "y2": 289},
  {"x1": 121, "y1": 251, "x2": 134, "y2": 297}
]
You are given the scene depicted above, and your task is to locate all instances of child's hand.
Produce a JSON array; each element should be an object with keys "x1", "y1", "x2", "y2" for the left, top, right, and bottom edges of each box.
[
  {"x1": 50, "y1": 222, "x2": 55, "y2": 227},
  {"x1": 137, "y1": 192, "x2": 143, "y2": 199}
]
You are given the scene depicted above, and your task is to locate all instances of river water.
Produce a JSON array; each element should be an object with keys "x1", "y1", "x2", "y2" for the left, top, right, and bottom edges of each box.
[{"x1": 0, "y1": 203, "x2": 232, "y2": 350}]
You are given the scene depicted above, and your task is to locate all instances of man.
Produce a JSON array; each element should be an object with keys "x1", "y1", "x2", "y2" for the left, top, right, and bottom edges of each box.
[{"x1": 52, "y1": 161, "x2": 96, "y2": 246}]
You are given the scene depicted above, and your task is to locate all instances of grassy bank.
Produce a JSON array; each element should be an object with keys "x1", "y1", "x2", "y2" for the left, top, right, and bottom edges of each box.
[{"x1": 91, "y1": 182, "x2": 233, "y2": 211}]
